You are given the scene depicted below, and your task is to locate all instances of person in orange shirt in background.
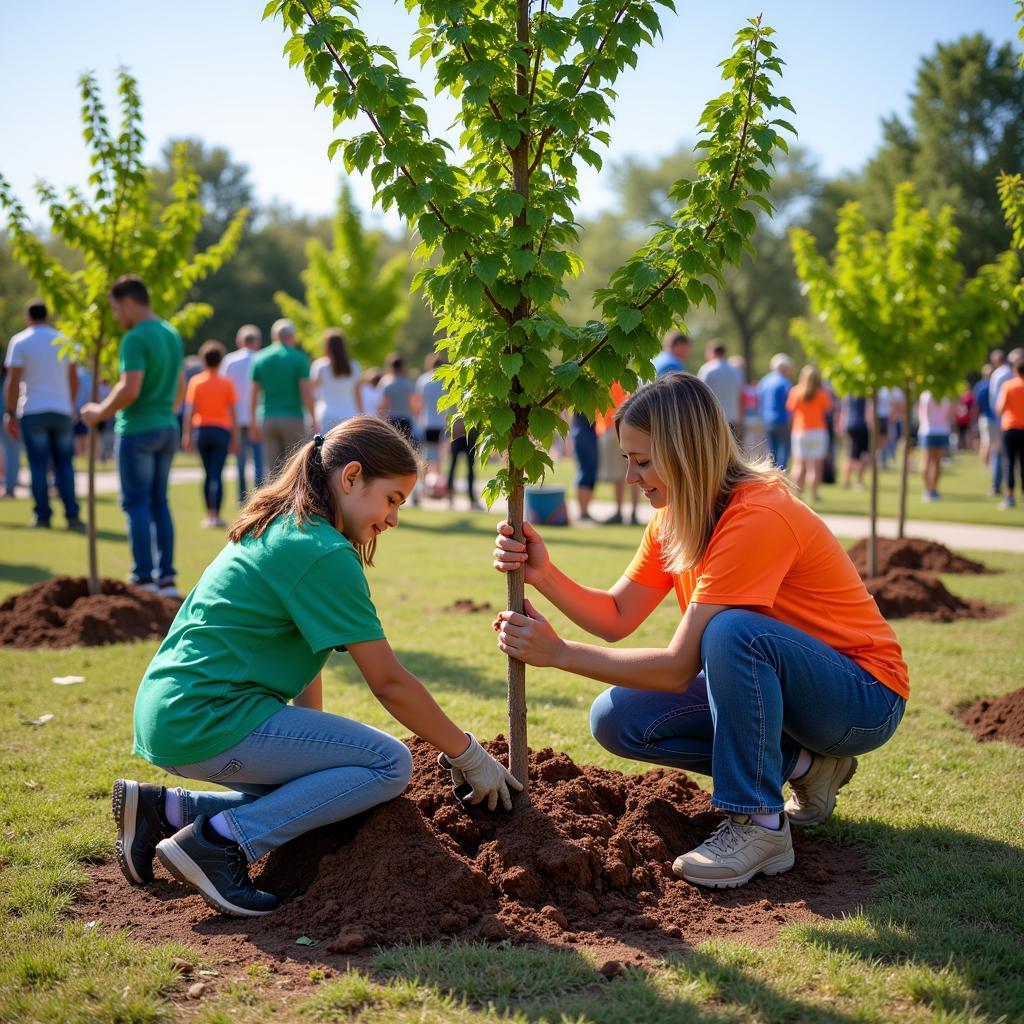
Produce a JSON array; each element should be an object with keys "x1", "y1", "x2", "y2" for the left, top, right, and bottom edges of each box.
[
  {"x1": 597, "y1": 381, "x2": 641, "y2": 525},
  {"x1": 183, "y1": 340, "x2": 239, "y2": 529},
  {"x1": 785, "y1": 364, "x2": 832, "y2": 503},
  {"x1": 996, "y1": 356, "x2": 1024, "y2": 510},
  {"x1": 491, "y1": 373, "x2": 907, "y2": 890}
]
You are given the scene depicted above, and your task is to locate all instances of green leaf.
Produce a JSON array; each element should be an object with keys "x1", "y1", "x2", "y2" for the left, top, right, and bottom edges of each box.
[
  {"x1": 510, "y1": 435, "x2": 535, "y2": 469},
  {"x1": 472, "y1": 255, "x2": 501, "y2": 288},
  {"x1": 553, "y1": 361, "x2": 580, "y2": 389},
  {"x1": 615, "y1": 307, "x2": 643, "y2": 333},
  {"x1": 491, "y1": 407, "x2": 515, "y2": 435},
  {"x1": 509, "y1": 249, "x2": 536, "y2": 278},
  {"x1": 499, "y1": 352, "x2": 524, "y2": 378}
]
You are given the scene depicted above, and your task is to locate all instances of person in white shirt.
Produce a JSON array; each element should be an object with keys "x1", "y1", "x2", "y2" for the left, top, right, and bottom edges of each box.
[
  {"x1": 698, "y1": 343, "x2": 744, "y2": 436},
  {"x1": 311, "y1": 329, "x2": 362, "y2": 434},
  {"x1": 2, "y1": 299, "x2": 82, "y2": 529},
  {"x1": 221, "y1": 324, "x2": 264, "y2": 503},
  {"x1": 416, "y1": 353, "x2": 449, "y2": 496}
]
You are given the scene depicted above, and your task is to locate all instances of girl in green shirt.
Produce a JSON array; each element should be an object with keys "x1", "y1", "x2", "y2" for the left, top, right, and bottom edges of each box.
[{"x1": 114, "y1": 416, "x2": 520, "y2": 917}]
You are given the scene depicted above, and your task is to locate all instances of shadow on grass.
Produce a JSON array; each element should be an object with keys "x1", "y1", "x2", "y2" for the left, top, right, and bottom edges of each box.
[
  {"x1": 0, "y1": 561, "x2": 52, "y2": 589},
  {"x1": 0, "y1": 521, "x2": 125, "y2": 543},
  {"x1": 399, "y1": 513, "x2": 642, "y2": 552}
]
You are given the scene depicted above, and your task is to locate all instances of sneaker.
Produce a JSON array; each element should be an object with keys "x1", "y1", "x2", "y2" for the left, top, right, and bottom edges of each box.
[
  {"x1": 28, "y1": 516, "x2": 51, "y2": 529},
  {"x1": 155, "y1": 816, "x2": 279, "y2": 917},
  {"x1": 133, "y1": 581, "x2": 160, "y2": 594},
  {"x1": 209, "y1": 516, "x2": 227, "y2": 528},
  {"x1": 112, "y1": 779, "x2": 175, "y2": 886},
  {"x1": 673, "y1": 814, "x2": 794, "y2": 889},
  {"x1": 157, "y1": 579, "x2": 182, "y2": 600},
  {"x1": 604, "y1": 511, "x2": 624, "y2": 525},
  {"x1": 66, "y1": 517, "x2": 86, "y2": 532},
  {"x1": 999, "y1": 495, "x2": 1016, "y2": 510},
  {"x1": 784, "y1": 754, "x2": 857, "y2": 827},
  {"x1": 629, "y1": 510, "x2": 640, "y2": 526}
]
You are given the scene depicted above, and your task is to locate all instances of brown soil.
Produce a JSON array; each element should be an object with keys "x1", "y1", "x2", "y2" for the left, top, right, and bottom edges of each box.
[
  {"x1": 0, "y1": 576, "x2": 181, "y2": 648},
  {"x1": 959, "y1": 687, "x2": 1024, "y2": 747},
  {"x1": 75, "y1": 738, "x2": 872, "y2": 976},
  {"x1": 864, "y1": 568, "x2": 998, "y2": 622},
  {"x1": 847, "y1": 537, "x2": 989, "y2": 577},
  {"x1": 443, "y1": 598, "x2": 494, "y2": 614}
]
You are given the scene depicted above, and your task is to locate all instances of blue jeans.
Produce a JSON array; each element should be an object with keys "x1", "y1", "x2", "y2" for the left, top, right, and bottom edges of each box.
[
  {"x1": 590, "y1": 610, "x2": 905, "y2": 815},
  {"x1": 117, "y1": 426, "x2": 178, "y2": 584},
  {"x1": 20, "y1": 412, "x2": 79, "y2": 523},
  {"x1": 162, "y1": 705, "x2": 413, "y2": 861},
  {"x1": 236, "y1": 425, "x2": 264, "y2": 504},
  {"x1": 765, "y1": 422, "x2": 791, "y2": 469},
  {"x1": 990, "y1": 421, "x2": 1004, "y2": 493},
  {"x1": 1, "y1": 427, "x2": 21, "y2": 495},
  {"x1": 196, "y1": 426, "x2": 230, "y2": 515}
]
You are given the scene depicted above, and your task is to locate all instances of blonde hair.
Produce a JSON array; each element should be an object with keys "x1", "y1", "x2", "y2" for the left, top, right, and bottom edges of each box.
[
  {"x1": 616, "y1": 373, "x2": 790, "y2": 574},
  {"x1": 794, "y1": 364, "x2": 821, "y2": 402},
  {"x1": 228, "y1": 416, "x2": 418, "y2": 566}
]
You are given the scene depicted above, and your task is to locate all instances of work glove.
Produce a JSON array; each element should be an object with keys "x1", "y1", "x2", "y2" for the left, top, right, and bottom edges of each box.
[{"x1": 438, "y1": 734, "x2": 523, "y2": 811}]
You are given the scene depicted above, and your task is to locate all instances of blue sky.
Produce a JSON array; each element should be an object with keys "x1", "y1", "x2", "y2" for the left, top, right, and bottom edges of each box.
[{"x1": 0, "y1": 1, "x2": 1019, "y2": 230}]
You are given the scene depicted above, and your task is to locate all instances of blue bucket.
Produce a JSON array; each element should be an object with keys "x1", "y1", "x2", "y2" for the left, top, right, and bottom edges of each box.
[{"x1": 525, "y1": 486, "x2": 569, "y2": 526}]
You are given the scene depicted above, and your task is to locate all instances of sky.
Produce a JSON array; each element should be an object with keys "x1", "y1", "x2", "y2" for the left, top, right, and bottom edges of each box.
[{"x1": 0, "y1": 1, "x2": 1020, "y2": 232}]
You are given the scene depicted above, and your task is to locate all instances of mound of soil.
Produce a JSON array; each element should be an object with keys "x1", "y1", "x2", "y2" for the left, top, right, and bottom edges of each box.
[
  {"x1": 444, "y1": 598, "x2": 494, "y2": 614},
  {"x1": 0, "y1": 576, "x2": 181, "y2": 648},
  {"x1": 865, "y1": 569, "x2": 997, "y2": 622},
  {"x1": 77, "y1": 739, "x2": 872, "y2": 967},
  {"x1": 847, "y1": 537, "x2": 989, "y2": 578},
  {"x1": 959, "y1": 687, "x2": 1024, "y2": 747}
]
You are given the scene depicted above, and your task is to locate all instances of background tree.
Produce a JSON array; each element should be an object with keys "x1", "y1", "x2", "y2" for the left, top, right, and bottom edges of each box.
[
  {"x1": 274, "y1": 180, "x2": 410, "y2": 363},
  {"x1": 0, "y1": 69, "x2": 247, "y2": 593},
  {"x1": 791, "y1": 182, "x2": 1019, "y2": 540},
  {"x1": 270, "y1": 0, "x2": 793, "y2": 790}
]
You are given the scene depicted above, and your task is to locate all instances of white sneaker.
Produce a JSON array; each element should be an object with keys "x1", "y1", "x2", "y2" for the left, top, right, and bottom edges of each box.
[
  {"x1": 133, "y1": 581, "x2": 159, "y2": 594},
  {"x1": 673, "y1": 814, "x2": 794, "y2": 889},
  {"x1": 157, "y1": 582, "x2": 182, "y2": 600}
]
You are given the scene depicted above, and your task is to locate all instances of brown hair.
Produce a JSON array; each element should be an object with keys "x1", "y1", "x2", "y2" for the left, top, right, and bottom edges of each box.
[
  {"x1": 616, "y1": 373, "x2": 789, "y2": 574},
  {"x1": 109, "y1": 275, "x2": 150, "y2": 305},
  {"x1": 228, "y1": 416, "x2": 419, "y2": 566},
  {"x1": 325, "y1": 329, "x2": 352, "y2": 377},
  {"x1": 199, "y1": 339, "x2": 225, "y2": 369},
  {"x1": 794, "y1": 364, "x2": 821, "y2": 402}
]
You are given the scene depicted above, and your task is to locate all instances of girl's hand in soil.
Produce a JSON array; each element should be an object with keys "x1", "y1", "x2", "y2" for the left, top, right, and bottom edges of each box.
[
  {"x1": 495, "y1": 599, "x2": 565, "y2": 668},
  {"x1": 447, "y1": 733, "x2": 523, "y2": 811},
  {"x1": 493, "y1": 520, "x2": 550, "y2": 586}
]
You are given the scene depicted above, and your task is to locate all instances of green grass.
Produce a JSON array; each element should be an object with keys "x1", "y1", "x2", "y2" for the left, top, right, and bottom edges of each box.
[
  {"x1": 1, "y1": 483, "x2": 1023, "y2": 1022},
  {"x1": 546, "y1": 446, "x2": 1022, "y2": 528}
]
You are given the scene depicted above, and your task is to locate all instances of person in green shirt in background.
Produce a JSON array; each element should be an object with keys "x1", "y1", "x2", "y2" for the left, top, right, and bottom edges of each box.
[
  {"x1": 112, "y1": 415, "x2": 521, "y2": 918},
  {"x1": 81, "y1": 275, "x2": 184, "y2": 598},
  {"x1": 248, "y1": 318, "x2": 317, "y2": 480}
]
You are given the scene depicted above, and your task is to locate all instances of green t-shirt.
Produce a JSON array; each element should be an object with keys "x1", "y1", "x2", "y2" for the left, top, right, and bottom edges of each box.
[
  {"x1": 133, "y1": 515, "x2": 385, "y2": 766},
  {"x1": 250, "y1": 342, "x2": 309, "y2": 419},
  {"x1": 115, "y1": 319, "x2": 184, "y2": 436}
]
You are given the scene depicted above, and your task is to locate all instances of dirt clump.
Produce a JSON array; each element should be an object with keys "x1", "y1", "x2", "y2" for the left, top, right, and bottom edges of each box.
[
  {"x1": 0, "y1": 576, "x2": 181, "y2": 648},
  {"x1": 847, "y1": 537, "x2": 989, "y2": 578},
  {"x1": 443, "y1": 598, "x2": 494, "y2": 614},
  {"x1": 76, "y1": 738, "x2": 873, "y2": 965},
  {"x1": 959, "y1": 687, "x2": 1024, "y2": 747},
  {"x1": 865, "y1": 569, "x2": 997, "y2": 622}
]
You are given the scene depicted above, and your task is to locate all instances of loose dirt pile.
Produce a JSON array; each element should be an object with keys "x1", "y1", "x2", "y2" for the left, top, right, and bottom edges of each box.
[
  {"x1": 959, "y1": 688, "x2": 1024, "y2": 747},
  {"x1": 77, "y1": 739, "x2": 872, "y2": 965},
  {"x1": 864, "y1": 569, "x2": 997, "y2": 622},
  {"x1": 847, "y1": 537, "x2": 989, "y2": 577},
  {"x1": 0, "y1": 576, "x2": 180, "y2": 648},
  {"x1": 443, "y1": 598, "x2": 494, "y2": 614}
]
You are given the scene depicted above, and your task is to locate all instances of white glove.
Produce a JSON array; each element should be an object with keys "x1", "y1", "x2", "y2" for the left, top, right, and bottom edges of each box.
[{"x1": 448, "y1": 734, "x2": 524, "y2": 811}]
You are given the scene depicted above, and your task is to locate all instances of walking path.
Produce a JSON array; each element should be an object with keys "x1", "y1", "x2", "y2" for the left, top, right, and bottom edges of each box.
[{"x1": 30, "y1": 464, "x2": 1023, "y2": 554}]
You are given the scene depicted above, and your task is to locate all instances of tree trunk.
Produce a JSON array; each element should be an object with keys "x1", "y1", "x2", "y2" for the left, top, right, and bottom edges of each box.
[
  {"x1": 868, "y1": 391, "x2": 878, "y2": 578},
  {"x1": 86, "y1": 348, "x2": 101, "y2": 596},
  {"x1": 897, "y1": 379, "x2": 913, "y2": 540},
  {"x1": 505, "y1": 469, "x2": 529, "y2": 791}
]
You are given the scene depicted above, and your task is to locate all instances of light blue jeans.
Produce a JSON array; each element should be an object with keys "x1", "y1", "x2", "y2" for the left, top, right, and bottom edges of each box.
[
  {"x1": 590, "y1": 610, "x2": 905, "y2": 815},
  {"x1": 162, "y1": 705, "x2": 413, "y2": 861}
]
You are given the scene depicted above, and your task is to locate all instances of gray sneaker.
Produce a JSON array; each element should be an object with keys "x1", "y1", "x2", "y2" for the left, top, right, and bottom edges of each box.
[
  {"x1": 673, "y1": 814, "x2": 794, "y2": 888},
  {"x1": 156, "y1": 816, "x2": 278, "y2": 917},
  {"x1": 784, "y1": 754, "x2": 857, "y2": 826}
]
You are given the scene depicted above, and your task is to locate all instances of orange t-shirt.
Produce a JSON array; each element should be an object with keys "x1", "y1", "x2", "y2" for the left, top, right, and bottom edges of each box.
[
  {"x1": 625, "y1": 480, "x2": 909, "y2": 699},
  {"x1": 785, "y1": 388, "x2": 832, "y2": 434},
  {"x1": 185, "y1": 371, "x2": 237, "y2": 430},
  {"x1": 998, "y1": 376, "x2": 1024, "y2": 431},
  {"x1": 596, "y1": 381, "x2": 628, "y2": 435}
]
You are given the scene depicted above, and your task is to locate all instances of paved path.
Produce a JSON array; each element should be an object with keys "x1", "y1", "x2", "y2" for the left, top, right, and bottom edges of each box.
[{"x1": 24, "y1": 465, "x2": 1022, "y2": 554}]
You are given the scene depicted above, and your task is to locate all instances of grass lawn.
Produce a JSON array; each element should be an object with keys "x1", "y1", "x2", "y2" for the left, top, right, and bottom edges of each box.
[
  {"x1": 546, "y1": 446, "x2": 1022, "y2": 529},
  {"x1": 1, "y1": 483, "x2": 1023, "y2": 1022}
]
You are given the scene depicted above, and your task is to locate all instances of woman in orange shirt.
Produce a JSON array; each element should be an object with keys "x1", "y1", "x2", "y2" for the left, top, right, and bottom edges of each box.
[
  {"x1": 996, "y1": 358, "x2": 1024, "y2": 510},
  {"x1": 492, "y1": 373, "x2": 907, "y2": 890},
  {"x1": 183, "y1": 341, "x2": 239, "y2": 529},
  {"x1": 785, "y1": 365, "x2": 832, "y2": 503}
]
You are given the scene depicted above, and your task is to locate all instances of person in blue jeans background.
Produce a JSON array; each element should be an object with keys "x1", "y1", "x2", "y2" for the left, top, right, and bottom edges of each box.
[
  {"x1": 3, "y1": 299, "x2": 82, "y2": 528},
  {"x1": 493, "y1": 373, "x2": 908, "y2": 889},
  {"x1": 81, "y1": 276, "x2": 184, "y2": 597},
  {"x1": 570, "y1": 412, "x2": 598, "y2": 522},
  {"x1": 757, "y1": 353, "x2": 793, "y2": 469},
  {"x1": 113, "y1": 417, "x2": 521, "y2": 917}
]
